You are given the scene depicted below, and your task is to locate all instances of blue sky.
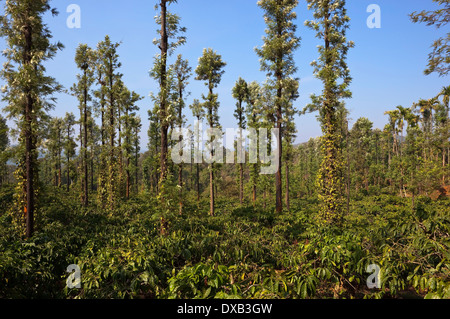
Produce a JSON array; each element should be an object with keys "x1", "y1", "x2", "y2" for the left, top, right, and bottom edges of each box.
[{"x1": 1, "y1": 0, "x2": 448, "y2": 151}]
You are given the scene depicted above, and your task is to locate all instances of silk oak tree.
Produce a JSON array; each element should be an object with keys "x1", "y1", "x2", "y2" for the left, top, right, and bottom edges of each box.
[
  {"x1": 232, "y1": 77, "x2": 249, "y2": 206},
  {"x1": 173, "y1": 54, "x2": 192, "y2": 214},
  {"x1": 189, "y1": 99, "x2": 204, "y2": 202},
  {"x1": 305, "y1": 0, "x2": 354, "y2": 225},
  {"x1": 119, "y1": 87, "x2": 142, "y2": 199},
  {"x1": 195, "y1": 48, "x2": 226, "y2": 216},
  {"x1": 0, "y1": 115, "x2": 9, "y2": 186},
  {"x1": 63, "y1": 112, "x2": 76, "y2": 192},
  {"x1": 0, "y1": 0, "x2": 63, "y2": 237},
  {"x1": 246, "y1": 81, "x2": 262, "y2": 207},
  {"x1": 47, "y1": 117, "x2": 64, "y2": 187},
  {"x1": 255, "y1": 0, "x2": 300, "y2": 213},
  {"x1": 71, "y1": 44, "x2": 95, "y2": 207},
  {"x1": 96, "y1": 35, "x2": 123, "y2": 211},
  {"x1": 282, "y1": 77, "x2": 299, "y2": 211},
  {"x1": 152, "y1": 0, "x2": 186, "y2": 189}
]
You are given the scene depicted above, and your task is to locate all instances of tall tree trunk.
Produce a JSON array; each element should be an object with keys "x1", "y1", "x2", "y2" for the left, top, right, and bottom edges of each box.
[
  {"x1": 210, "y1": 163, "x2": 215, "y2": 216},
  {"x1": 108, "y1": 56, "x2": 116, "y2": 210},
  {"x1": 346, "y1": 121, "x2": 350, "y2": 214},
  {"x1": 53, "y1": 160, "x2": 57, "y2": 187},
  {"x1": 178, "y1": 83, "x2": 184, "y2": 214},
  {"x1": 190, "y1": 157, "x2": 193, "y2": 191},
  {"x1": 118, "y1": 108, "x2": 123, "y2": 188},
  {"x1": 239, "y1": 162, "x2": 244, "y2": 206},
  {"x1": 24, "y1": 24, "x2": 35, "y2": 238},
  {"x1": 135, "y1": 142, "x2": 139, "y2": 194},
  {"x1": 90, "y1": 141, "x2": 94, "y2": 192},
  {"x1": 179, "y1": 163, "x2": 183, "y2": 215},
  {"x1": 443, "y1": 142, "x2": 446, "y2": 186},
  {"x1": 275, "y1": 78, "x2": 283, "y2": 213},
  {"x1": 178, "y1": 128, "x2": 183, "y2": 214},
  {"x1": 67, "y1": 156, "x2": 70, "y2": 192},
  {"x1": 320, "y1": 8, "x2": 343, "y2": 224},
  {"x1": 83, "y1": 77, "x2": 89, "y2": 207},
  {"x1": 159, "y1": 0, "x2": 169, "y2": 187},
  {"x1": 101, "y1": 101, "x2": 105, "y2": 147},
  {"x1": 196, "y1": 115, "x2": 201, "y2": 202},
  {"x1": 67, "y1": 126, "x2": 71, "y2": 192},
  {"x1": 126, "y1": 156, "x2": 130, "y2": 199},
  {"x1": 58, "y1": 128, "x2": 62, "y2": 187},
  {"x1": 25, "y1": 97, "x2": 35, "y2": 238},
  {"x1": 79, "y1": 110, "x2": 83, "y2": 204},
  {"x1": 196, "y1": 163, "x2": 200, "y2": 202},
  {"x1": 109, "y1": 83, "x2": 115, "y2": 208},
  {"x1": 252, "y1": 184, "x2": 257, "y2": 207},
  {"x1": 125, "y1": 109, "x2": 130, "y2": 200},
  {"x1": 285, "y1": 161, "x2": 290, "y2": 211}
]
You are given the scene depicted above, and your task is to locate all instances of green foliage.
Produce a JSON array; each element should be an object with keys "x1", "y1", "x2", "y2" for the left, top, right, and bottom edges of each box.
[
  {"x1": 195, "y1": 48, "x2": 226, "y2": 129},
  {"x1": 0, "y1": 0, "x2": 449, "y2": 303},
  {"x1": 0, "y1": 186, "x2": 448, "y2": 299}
]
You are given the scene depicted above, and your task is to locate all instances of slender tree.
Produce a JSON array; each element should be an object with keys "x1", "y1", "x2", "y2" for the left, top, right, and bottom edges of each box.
[
  {"x1": 232, "y1": 77, "x2": 249, "y2": 206},
  {"x1": 131, "y1": 115, "x2": 142, "y2": 195},
  {"x1": 189, "y1": 99, "x2": 204, "y2": 202},
  {"x1": 96, "y1": 35, "x2": 123, "y2": 211},
  {"x1": 63, "y1": 112, "x2": 76, "y2": 192},
  {"x1": 47, "y1": 117, "x2": 64, "y2": 187},
  {"x1": 349, "y1": 117, "x2": 374, "y2": 193},
  {"x1": 152, "y1": 0, "x2": 186, "y2": 190},
  {"x1": 305, "y1": 0, "x2": 354, "y2": 225},
  {"x1": 195, "y1": 48, "x2": 226, "y2": 216},
  {"x1": 256, "y1": 0, "x2": 300, "y2": 213},
  {"x1": 120, "y1": 86, "x2": 142, "y2": 199},
  {"x1": 0, "y1": 115, "x2": 10, "y2": 186},
  {"x1": 0, "y1": 0, "x2": 63, "y2": 237},
  {"x1": 246, "y1": 81, "x2": 262, "y2": 207},
  {"x1": 71, "y1": 44, "x2": 95, "y2": 207},
  {"x1": 145, "y1": 108, "x2": 161, "y2": 194},
  {"x1": 173, "y1": 54, "x2": 192, "y2": 214},
  {"x1": 282, "y1": 77, "x2": 299, "y2": 211}
]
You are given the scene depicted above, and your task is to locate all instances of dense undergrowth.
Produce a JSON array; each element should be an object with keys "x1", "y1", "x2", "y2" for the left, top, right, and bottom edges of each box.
[{"x1": 0, "y1": 185, "x2": 449, "y2": 299}]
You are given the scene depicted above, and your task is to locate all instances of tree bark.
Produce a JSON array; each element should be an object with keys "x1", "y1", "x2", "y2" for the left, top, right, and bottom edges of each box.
[
  {"x1": 285, "y1": 161, "x2": 290, "y2": 211},
  {"x1": 83, "y1": 71, "x2": 89, "y2": 207},
  {"x1": 58, "y1": 127, "x2": 62, "y2": 187},
  {"x1": 274, "y1": 7, "x2": 283, "y2": 214},
  {"x1": 239, "y1": 162, "x2": 244, "y2": 206},
  {"x1": 210, "y1": 163, "x2": 214, "y2": 216},
  {"x1": 196, "y1": 163, "x2": 200, "y2": 202},
  {"x1": 275, "y1": 78, "x2": 283, "y2": 213},
  {"x1": 126, "y1": 156, "x2": 130, "y2": 199},
  {"x1": 252, "y1": 183, "x2": 257, "y2": 207},
  {"x1": 159, "y1": 0, "x2": 169, "y2": 186},
  {"x1": 179, "y1": 163, "x2": 183, "y2": 214},
  {"x1": 67, "y1": 125, "x2": 71, "y2": 192},
  {"x1": 24, "y1": 23, "x2": 35, "y2": 238}
]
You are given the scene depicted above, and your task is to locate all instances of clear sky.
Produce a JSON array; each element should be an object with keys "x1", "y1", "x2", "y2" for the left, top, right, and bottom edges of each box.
[{"x1": 0, "y1": 0, "x2": 448, "y2": 151}]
